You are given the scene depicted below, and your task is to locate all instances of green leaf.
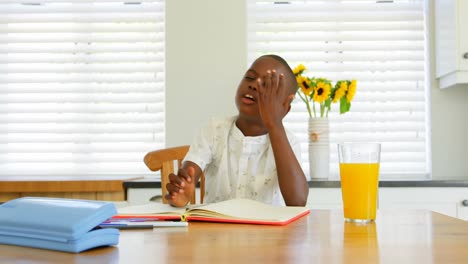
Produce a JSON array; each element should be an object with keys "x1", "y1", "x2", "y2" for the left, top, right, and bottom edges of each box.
[
  {"x1": 340, "y1": 97, "x2": 350, "y2": 114},
  {"x1": 324, "y1": 98, "x2": 331, "y2": 109}
]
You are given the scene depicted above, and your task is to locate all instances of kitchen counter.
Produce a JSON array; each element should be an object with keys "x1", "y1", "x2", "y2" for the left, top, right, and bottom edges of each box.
[
  {"x1": 123, "y1": 178, "x2": 468, "y2": 189},
  {"x1": 0, "y1": 175, "x2": 142, "y2": 202}
]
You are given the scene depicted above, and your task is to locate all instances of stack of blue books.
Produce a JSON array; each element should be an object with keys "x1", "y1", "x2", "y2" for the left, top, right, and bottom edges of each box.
[{"x1": 0, "y1": 197, "x2": 119, "y2": 253}]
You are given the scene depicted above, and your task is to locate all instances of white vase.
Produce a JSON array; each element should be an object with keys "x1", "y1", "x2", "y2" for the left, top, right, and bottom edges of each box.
[{"x1": 308, "y1": 118, "x2": 330, "y2": 179}]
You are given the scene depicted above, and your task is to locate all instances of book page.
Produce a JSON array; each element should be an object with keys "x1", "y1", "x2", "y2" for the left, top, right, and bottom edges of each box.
[
  {"x1": 187, "y1": 199, "x2": 309, "y2": 222},
  {"x1": 117, "y1": 202, "x2": 186, "y2": 216}
]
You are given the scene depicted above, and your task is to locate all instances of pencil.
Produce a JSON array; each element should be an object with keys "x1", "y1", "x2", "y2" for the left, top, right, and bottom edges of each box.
[{"x1": 99, "y1": 221, "x2": 189, "y2": 229}]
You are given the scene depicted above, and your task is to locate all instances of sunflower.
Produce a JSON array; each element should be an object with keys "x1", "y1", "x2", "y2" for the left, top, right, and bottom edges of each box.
[
  {"x1": 333, "y1": 81, "x2": 348, "y2": 103},
  {"x1": 293, "y1": 63, "x2": 357, "y2": 118},
  {"x1": 297, "y1": 75, "x2": 313, "y2": 96},
  {"x1": 293, "y1": 64, "x2": 306, "y2": 76},
  {"x1": 313, "y1": 81, "x2": 331, "y2": 103},
  {"x1": 346, "y1": 80, "x2": 357, "y2": 102}
]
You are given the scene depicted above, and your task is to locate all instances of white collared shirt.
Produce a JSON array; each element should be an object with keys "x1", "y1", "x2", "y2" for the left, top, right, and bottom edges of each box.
[{"x1": 184, "y1": 116, "x2": 303, "y2": 205}]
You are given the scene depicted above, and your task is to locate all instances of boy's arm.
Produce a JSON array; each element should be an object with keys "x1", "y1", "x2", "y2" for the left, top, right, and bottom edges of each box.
[
  {"x1": 257, "y1": 70, "x2": 309, "y2": 206},
  {"x1": 166, "y1": 120, "x2": 213, "y2": 207},
  {"x1": 268, "y1": 125, "x2": 309, "y2": 206},
  {"x1": 165, "y1": 160, "x2": 203, "y2": 207}
]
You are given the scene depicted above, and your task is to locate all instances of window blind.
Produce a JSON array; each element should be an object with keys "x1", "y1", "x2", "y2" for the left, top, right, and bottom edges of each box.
[
  {"x1": 0, "y1": 0, "x2": 165, "y2": 177},
  {"x1": 247, "y1": 0, "x2": 430, "y2": 180}
]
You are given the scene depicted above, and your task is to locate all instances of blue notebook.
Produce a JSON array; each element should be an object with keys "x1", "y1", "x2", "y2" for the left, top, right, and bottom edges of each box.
[{"x1": 0, "y1": 197, "x2": 119, "y2": 253}]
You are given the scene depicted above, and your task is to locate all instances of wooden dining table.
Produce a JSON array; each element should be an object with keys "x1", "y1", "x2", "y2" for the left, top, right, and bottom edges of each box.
[{"x1": 0, "y1": 209, "x2": 467, "y2": 263}]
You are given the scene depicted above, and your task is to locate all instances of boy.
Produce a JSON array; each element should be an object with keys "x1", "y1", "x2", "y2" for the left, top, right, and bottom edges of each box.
[{"x1": 166, "y1": 54, "x2": 309, "y2": 207}]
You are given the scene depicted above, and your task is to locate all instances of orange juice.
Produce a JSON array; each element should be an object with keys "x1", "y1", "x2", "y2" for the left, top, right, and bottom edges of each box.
[{"x1": 340, "y1": 163, "x2": 380, "y2": 221}]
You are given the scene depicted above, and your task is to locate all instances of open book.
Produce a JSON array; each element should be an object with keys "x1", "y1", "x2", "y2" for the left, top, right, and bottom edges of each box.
[{"x1": 114, "y1": 198, "x2": 310, "y2": 226}]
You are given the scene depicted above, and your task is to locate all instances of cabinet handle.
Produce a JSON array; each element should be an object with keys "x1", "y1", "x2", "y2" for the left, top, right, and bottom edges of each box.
[
  {"x1": 464, "y1": 53, "x2": 468, "y2": 59},
  {"x1": 150, "y1": 195, "x2": 163, "y2": 202},
  {"x1": 463, "y1": 200, "x2": 468, "y2": 207}
]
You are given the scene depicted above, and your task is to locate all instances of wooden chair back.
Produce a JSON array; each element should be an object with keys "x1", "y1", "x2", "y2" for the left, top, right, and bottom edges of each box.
[{"x1": 143, "y1": 145, "x2": 204, "y2": 204}]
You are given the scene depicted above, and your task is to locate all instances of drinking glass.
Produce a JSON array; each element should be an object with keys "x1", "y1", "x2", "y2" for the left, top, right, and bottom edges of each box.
[{"x1": 338, "y1": 142, "x2": 381, "y2": 223}]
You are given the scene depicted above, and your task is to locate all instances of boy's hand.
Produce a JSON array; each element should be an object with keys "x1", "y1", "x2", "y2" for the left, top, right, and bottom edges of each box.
[
  {"x1": 257, "y1": 70, "x2": 294, "y2": 130},
  {"x1": 165, "y1": 166, "x2": 195, "y2": 207}
]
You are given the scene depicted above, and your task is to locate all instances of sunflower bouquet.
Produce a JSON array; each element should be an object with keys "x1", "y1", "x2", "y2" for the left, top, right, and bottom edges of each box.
[{"x1": 293, "y1": 64, "x2": 356, "y2": 118}]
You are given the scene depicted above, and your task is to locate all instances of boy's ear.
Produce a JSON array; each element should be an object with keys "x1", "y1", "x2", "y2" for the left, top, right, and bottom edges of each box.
[{"x1": 285, "y1": 94, "x2": 295, "y2": 115}]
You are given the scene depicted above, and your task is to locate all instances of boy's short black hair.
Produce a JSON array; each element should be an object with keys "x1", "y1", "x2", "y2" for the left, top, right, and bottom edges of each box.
[{"x1": 258, "y1": 54, "x2": 298, "y2": 94}]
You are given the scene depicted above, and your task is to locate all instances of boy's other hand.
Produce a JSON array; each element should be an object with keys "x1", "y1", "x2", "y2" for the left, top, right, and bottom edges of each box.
[{"x1": 166, "y1": 166, "x2": 195, "y2": 207}]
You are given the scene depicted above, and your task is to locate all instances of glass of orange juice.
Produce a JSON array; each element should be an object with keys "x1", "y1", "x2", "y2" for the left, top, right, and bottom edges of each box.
[{"x1": 338, "y1": 142, "x2": 381, "y2": 223}]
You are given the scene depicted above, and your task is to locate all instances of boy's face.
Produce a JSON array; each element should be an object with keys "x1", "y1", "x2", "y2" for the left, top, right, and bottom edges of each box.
[{"x1": 235, "y1": 57, "x2": 293, "y2": 118}]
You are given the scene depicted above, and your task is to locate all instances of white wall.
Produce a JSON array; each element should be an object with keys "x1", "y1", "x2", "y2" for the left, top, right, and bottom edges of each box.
[
  {"x1": 166, "y1": 0, "x2": 468, "y2": 180},
  {"x1": 166, "y1": 0, "x2": 244, "y2": 146},
  {"x1": 430, "y1": 85, "x2": 468, "y2": 179}
]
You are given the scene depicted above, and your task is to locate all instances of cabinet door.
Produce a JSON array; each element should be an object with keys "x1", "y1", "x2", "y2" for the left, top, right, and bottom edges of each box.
[
  {"x1": 379, "y1": 188, "x2": 461, "y2": 219},
  {"x1": 306, "y1": 188, "x2": 342, "y2": 209},
  {"x1": 435, "y1": 0, "x2": 457, "y2": 77},
  {"x1": 458, "y1": 199, "x2": 468, "y2": 220},
  {"x1": 459, "y1": 0, "x2": 468, "y2": 71},
  {"x1": 127, "y1": 188, "x2": 162, "y2": 204}
]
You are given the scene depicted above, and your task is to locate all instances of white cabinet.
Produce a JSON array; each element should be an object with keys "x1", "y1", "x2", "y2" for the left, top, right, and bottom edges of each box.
[
  {"x1": 126, "y1": 187, "x2": 468, "y2": 220},
  {"x1": 378, "y1": 188, "x2": 466, "y2": 220},
  {"x1": 307, "y1": 187, "x2": 468, "y2": 220},
  {"x1": 435, "y1": 0, "x2": 468, "y2": 88}
]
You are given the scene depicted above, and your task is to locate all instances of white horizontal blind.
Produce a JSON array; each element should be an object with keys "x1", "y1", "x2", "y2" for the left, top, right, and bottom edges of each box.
[
  {"x1": 0, "y1": 0, "x2": 165, "y2": 177},
  {"x1": 247, "y1": 0, "x2": 430, "y2": 180}
]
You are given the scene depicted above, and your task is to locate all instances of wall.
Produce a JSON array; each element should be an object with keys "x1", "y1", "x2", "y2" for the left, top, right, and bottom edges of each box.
[
  {"x1": 166, "y1": 0, "x2": 468, "y2": 180},
  {"x1": 430, "y1": 85, "x2": 468, "y2": 179},
  {"x1": 166, "y1": 0, "x2": 244, "y2": 146}
]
